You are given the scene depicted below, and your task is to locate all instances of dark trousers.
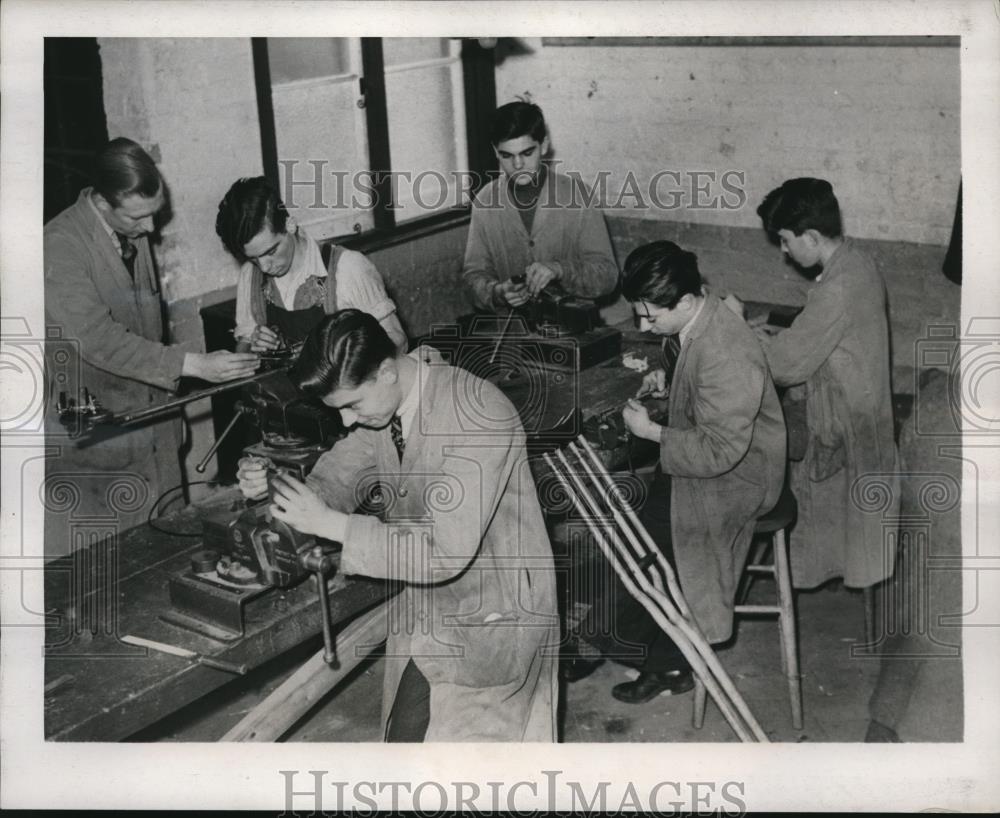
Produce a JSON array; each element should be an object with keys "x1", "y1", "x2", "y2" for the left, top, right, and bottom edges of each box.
[
  {"x1": 580, "y1": 470, "x2": 691, "y2": 674},
  {"x1": 385, "y1": 659, "x2": 431, "y2": 742}
]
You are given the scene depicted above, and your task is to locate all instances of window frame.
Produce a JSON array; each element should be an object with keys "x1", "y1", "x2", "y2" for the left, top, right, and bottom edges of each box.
[{"x1": 251, "y1": 37, "x2": 497, "y2": 254}]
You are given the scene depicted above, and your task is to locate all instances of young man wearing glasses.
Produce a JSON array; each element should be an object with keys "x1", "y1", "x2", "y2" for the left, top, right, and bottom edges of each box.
[{"x1": 574, "y1": 240, "x2": 786, "y2": 703}]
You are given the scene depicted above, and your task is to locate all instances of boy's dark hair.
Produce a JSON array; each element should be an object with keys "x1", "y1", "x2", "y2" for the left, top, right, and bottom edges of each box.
[
  {"x1": 491, "y1": 101, "x2": 547, "y2": 146},
  {"x1": 94, "y1": 137, "x2": 162, "y2": 207},
  {"x1": 621, "y1": 241, "x2": 703, "y2": 309},
  {"x1": 215, "y1": 176, "x2": 290, "y2": 261},
  {"x1": 291, "y1": 309, "x2": 397, "y2": 398},
  {"x1": 757, "y1": 177, "x2": 843, "y2": 239}
]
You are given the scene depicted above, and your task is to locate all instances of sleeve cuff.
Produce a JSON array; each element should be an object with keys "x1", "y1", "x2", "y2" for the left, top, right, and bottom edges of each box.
[
  {"x1": 163, "y1": 345, "x2": 188, "y2": 389},
  {"x1": 233, "y1": 323, "x2": 257, "y2": 342},
  {"x1": 339, "y1": 513, "x2": 379, "y2": 577},
  {"x1": 368, "y1": 297, "x2": 397, "y2": 322},
  {"x1": 489, "y1": 281, "x2": 507, "y2": 310},
  {"x1": 658, "y1": 425, "x2": 672, "y2": 469}
]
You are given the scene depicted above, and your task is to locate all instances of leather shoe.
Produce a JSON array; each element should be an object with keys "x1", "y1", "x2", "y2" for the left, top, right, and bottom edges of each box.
[
  {"x1": 611, "y1": 669, "x2": 695, "y2": 704},
  {"x1": 560, "y1": 656, "x2": 605, "y2": 683}
]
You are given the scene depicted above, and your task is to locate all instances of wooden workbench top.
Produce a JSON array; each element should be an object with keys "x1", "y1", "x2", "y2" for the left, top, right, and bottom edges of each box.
[{"x1": 44, "y1": 491, "x2": 389, "y2": 741}]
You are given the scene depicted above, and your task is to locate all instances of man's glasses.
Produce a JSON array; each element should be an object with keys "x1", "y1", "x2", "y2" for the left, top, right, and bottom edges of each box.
[{"x1": 632, "y1": 302, "x2": 654, "y2": 329}]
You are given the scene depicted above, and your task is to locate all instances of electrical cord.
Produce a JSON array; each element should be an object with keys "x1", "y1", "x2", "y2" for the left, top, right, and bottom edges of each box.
[{"x1": 146, "y1": 479, "x2": 222, "y2": 537}]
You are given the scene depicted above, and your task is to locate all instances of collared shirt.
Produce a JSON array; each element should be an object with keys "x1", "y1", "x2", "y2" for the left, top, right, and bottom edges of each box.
[
  {"x1": 233, "y1": 228, "x2": 398, "y2": 343},
  {"x1": 395, "y1": 350, "x2": 429, "y2": 440},
  {"x1": 86, "y1": 190, "x2": 123, "y2": 254},
  {"x1": 268, "y1": 228, "x2": 326, "y2": 310},
  {"x1": 679, "y1": 294, "x2": 707, "y2": 347}
]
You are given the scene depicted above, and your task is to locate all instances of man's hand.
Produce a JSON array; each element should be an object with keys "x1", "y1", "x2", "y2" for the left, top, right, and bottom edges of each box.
[
  {"x1": 269, "y1": 474, "x2": 347, "y2": 540},
  {"x1": 622, "y1": 398, "x2": 661, "y2": 442},
  {"x1": 524, "y1": 262, "x2": 560, "y2": 297},
  {"x1": 248, "y1": 325, "x2": 281, "y2": 352},
  {"x1": 493, "y1": 278, "x2": 530, "y2": 308},
  {"x1": 721, "y1": 293, "x2": 745, "y2": 318},
  {"x1": 236, "y1": 456, "x2": 269, "y2": 501},
  {"x1": 636, "y1": 368, "x2": 668, "y2": 399},
  {"x1": 183, "y1": 351, "x2": 259, "y2": 382}
]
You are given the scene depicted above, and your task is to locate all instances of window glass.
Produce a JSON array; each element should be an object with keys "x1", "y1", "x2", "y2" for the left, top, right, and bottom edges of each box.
[
  {"x1": 382, "y1": 38, "x2": 450, "y2": 67},
  {"x1": 268, "y1": 38, "x2": 350, "y2": 83}
]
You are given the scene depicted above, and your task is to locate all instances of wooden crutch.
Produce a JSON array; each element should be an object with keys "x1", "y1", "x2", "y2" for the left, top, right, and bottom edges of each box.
[
  {"x1": 556, "y1": 446, "x2": 766, "y2": 741},
  {"x1": 545, "y1": 451, "x2": 765, "y2": 742},
  {"x1": 571, "y1": 437, "x2": 767, "y2": 740}
]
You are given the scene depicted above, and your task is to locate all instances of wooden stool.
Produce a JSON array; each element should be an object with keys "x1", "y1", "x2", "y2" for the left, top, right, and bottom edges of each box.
[{"x1": 692, "y1": 484, "x2": 803, "y2": 731}]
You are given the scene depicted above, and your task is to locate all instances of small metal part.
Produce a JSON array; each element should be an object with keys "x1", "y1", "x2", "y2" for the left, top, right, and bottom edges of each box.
[
  {"x1": 190, "y1": 549, "x2": 220, "y2": 574},
  {"x1": 301, "y1": 545, "x2": 339, "y2": 668},
  {"x1": 216, "y1": 555, "x2": 260, "y2": 585}
]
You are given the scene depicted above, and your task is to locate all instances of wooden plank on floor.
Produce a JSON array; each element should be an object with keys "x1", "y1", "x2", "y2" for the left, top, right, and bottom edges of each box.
[{"x1": 221, "y1": 602, "x2": 389, "y2": 742}]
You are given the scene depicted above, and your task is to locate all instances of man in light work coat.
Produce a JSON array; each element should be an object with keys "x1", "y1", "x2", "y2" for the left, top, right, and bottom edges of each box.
[
  {"x1": 586, "y1": 241, "x2": 786, "y2": 703},
  {"x1": 237, "y1": 310, "x2": 559, "y2": 741},
  {"x1": 729, "y1": 178, "x2": 900, "y2": 591},
  {"x1": 43, "y1": 138, "x2": 259, "y2": 558},
  {"x1": 461, "y1": 101, "x2": 618, "y2": 311}
]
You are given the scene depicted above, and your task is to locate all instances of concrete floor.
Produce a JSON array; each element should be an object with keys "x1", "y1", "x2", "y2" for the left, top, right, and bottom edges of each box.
[{"x1": 134, "y1": 579, "x2": 883, "y2": 743}]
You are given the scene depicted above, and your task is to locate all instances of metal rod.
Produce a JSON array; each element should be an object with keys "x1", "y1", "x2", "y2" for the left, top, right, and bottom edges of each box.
[
  {"x1": 195, "y1": 406, "x2": 246, "y2": 474},
  {"x1": 314, "y1": 565, "x2": 339, "y2": 668},
  {"x1": 488, "y1": 308, "x2": 516, "y2": 365},
  {"x1": 546, "y1": 451, "x2": 760, "y2": 742},
  {"x1": 114, "y1": 369, "x2": 280, "y2": 426}
]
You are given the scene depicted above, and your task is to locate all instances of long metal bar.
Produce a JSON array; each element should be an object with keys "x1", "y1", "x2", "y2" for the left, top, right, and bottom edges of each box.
[
  {"x1": 569, "y1": 437, "x2": 769, "y2": 742},
  {"x1": 488, "y1": 308, "x2": 516, "y2": 365},
  {"x1": 546, "y1": 451, "x2": 759, "y2": 742},
  {"x1": 314, "y1": 570, "x2": 339, "y2": 669},
  {"x1": 114, "y1": 369, "x2": 281, "y2": 426},
  {"x1": 195, "y1": 406, "x2": 246, "y2": 473}
]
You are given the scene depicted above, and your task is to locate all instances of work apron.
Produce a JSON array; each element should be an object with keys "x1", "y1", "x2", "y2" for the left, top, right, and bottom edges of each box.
[{"x1": 264, "y1": 300, "x2": 327, "y2": 345}]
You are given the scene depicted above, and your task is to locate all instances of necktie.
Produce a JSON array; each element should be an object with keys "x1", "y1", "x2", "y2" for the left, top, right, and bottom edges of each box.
[
  {"x1": 116, "y1": 233, "x2": 137, "y2": 280},
  {"x1": 662, "y1": 334, "x2": 682, "y2": 381},
  {"x1": 390, "y1": 415, "x2": 405, "y2": 462}
]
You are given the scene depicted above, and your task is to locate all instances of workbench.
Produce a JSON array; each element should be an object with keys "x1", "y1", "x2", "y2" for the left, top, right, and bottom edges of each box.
[{"x1": 43, "y1": 489, "x2": 390, "y2": 741}]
